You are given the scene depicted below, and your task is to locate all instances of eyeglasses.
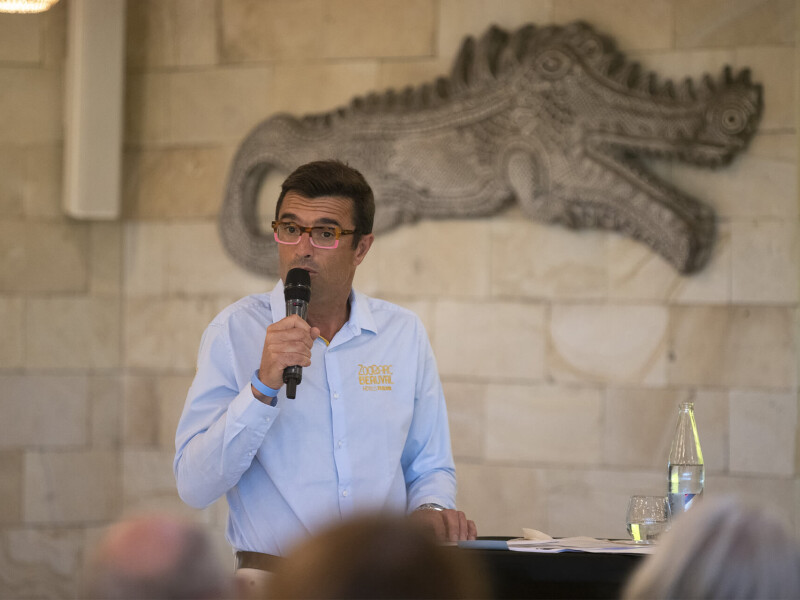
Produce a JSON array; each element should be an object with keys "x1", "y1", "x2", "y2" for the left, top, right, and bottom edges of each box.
[{"x1": 271, "y1": 221, "x2": 356, "y2": 249}]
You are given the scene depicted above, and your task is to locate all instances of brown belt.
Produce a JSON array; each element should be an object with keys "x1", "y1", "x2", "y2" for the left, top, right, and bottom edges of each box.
[{"x1": 235, "y1": 550, "x2": 283, "y2": 572}]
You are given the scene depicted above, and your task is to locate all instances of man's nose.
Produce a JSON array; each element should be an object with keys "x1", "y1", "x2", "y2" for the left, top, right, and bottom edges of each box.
[{"x1": 295, "y1": 231, "x2": 314, "y2": 253}]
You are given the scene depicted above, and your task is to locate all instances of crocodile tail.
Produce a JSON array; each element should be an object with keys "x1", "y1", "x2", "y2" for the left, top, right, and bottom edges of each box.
[{"x1": 219, "y1": 118, "x2": 299, "y2": 277}]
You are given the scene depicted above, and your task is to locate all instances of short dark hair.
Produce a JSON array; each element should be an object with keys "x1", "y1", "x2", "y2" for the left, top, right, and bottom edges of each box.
[{"x1": 275, "y1": 160, "x2": 375, "y2": 247}]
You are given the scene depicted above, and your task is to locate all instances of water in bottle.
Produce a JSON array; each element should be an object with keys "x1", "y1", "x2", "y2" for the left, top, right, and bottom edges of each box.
[{"x1": 667, "y1": 401, "x2": 704, "y2": 515}]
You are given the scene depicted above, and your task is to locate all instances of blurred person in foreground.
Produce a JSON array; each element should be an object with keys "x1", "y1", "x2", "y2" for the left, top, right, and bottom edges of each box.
[
  {"x1": 174, "y1": 160, "x2": 476, "y2": 581},
  {"x1": 83, "y1": 513, "x2": 233, "y2": 600},
  {"x1": 267, "y1": 513, "x2": 490, "y2": 599},
  {"x1": 622, "y1": 496, "x2": 800, "y2": 600}
]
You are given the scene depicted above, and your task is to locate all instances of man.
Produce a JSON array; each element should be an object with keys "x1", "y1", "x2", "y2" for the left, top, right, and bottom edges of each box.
[
  {"x1": 174, "y1": 160, "x2": 476, "y2": 570},
  {"x1": 83, "y1": 513, "x2": 233, "y2": 600}
]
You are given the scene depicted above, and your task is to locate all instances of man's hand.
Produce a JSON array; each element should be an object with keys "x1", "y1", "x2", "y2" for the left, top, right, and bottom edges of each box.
[
  {"x1": 409, "y1": 508, "x2": 477, "y2": 542},
  {"x1": 257, "y1": 315, "x2": 320, "y2": 391}
]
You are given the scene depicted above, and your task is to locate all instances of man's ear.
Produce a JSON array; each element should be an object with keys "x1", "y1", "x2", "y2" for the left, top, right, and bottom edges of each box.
[{"x1": 353, "y1": 233, "x2": 374, "y2": 266}]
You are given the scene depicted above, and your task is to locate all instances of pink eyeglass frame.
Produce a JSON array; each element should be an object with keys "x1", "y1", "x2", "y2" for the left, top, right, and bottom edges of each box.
[{"x1": 271, "y1": 220, "x2": 356, "y2": 250}]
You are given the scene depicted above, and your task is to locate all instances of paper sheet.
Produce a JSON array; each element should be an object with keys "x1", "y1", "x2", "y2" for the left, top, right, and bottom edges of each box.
[{"x1": 508, "y1": 536, "x2": 657, "y2": 554}]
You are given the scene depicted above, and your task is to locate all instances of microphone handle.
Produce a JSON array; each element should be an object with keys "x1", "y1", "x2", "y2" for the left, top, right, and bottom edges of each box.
[{"x1": 283, "y1": 299, "x2": 309, "y2": 399}]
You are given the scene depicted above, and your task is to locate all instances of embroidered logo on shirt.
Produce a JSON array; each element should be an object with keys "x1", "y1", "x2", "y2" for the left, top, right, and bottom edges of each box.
[{"x1": 358, "y1": 364, "x2": 393, "y2": 391}]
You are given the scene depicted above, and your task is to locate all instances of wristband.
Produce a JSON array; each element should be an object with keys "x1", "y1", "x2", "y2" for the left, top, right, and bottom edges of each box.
[{"x1": 251, "y1": 370, "x2": 279, "y2": 400}]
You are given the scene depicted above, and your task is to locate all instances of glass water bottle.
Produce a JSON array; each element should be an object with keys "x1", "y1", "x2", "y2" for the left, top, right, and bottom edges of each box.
[{"x1": 667, "y1": 401, "x2": 704, "y2": 516}]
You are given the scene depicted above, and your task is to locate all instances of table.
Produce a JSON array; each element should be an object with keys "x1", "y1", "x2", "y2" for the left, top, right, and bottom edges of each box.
[{"x1": 452, "y1": 539, "x2": 646, "y2": 599}]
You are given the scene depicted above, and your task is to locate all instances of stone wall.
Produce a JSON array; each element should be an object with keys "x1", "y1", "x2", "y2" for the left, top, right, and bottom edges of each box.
[{"x1": 0, "y1": 0, "x2": 797, "y2": 597}]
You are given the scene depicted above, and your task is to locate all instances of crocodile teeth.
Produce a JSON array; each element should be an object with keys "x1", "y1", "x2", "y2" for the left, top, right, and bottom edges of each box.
[{"x1": 677, "y1": 77, "x2": 696, "y2": 102}]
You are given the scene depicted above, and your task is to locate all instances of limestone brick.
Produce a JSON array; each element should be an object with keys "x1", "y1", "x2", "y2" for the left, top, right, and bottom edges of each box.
[
  {"x1": 123, "y1": 375, "x2": 159, "y2": 447},
  {"x1": 0, "y1": 14, "x2": 40, "y2": 63},
  {"x1": 269, "y1": 62, "x2": 379, "y2": 116},
  {"x1": 123, "y1": 450, "x2": 189, "y2": 515},
  {"x1": 730, "y1": 390, "x2": 797, "y2": 476},
  {"x1": 26, "y1": 297, "x2": 120, "y2": 370},
  {"x1": 0, "y1": 451, "x2": 22, "y2": 524},
  {"x1": 486, "y1": 383, "x2": 603, "y2": 465},
  {"x1": 732, "y1": 220, "x2": 798, "y2": 304},
  {"x1": 604, "y1": 389, "x2": 728, "y2": 472},
  {"x1": 123, "y1": 146, "x2": 233, "y2": 219},
  {"x1": 669, "y1": 134, "x2": 798, "y2": 221},
  {"x1": 0, "y1": 374, "x2": 87, "y2": 448},
  {"x1": 442, "y1": 381, "x2": 486, "y2": 460},
  {"x1": 491, "y1": 217, "x2": 607, "y2": 300},
  {"x1": 0, "y1": 221, "x2": 88, "y2": 293},
  {"x1": 21, "y1": 144, "x2": 63, "y2": 218},
  {"x1": 221, "y1": 0, "x2": 434, "y2": 62},
  {"x1": 377, "y1": 58, "x2": 453, "y2": 91},
  {"x1": 0, "y1": 528, "x2": 83, "y2": 600},
  {"x1": 454, "y1": 462, "x2": 547, "y2": 537},
  {"x1": 164, "y1": 221, "x2": 269, "y2": 296},
  {"x1": 710, "y1": 475, "x2": 797, "y2": 530},
  {"x1": 0, "y1": 68, "x2": 62, "y2": 145},
  {"x1": 321, "y1": 0, "x2": 435, "y2": 59},
  {"x1": 123, "y1": 297, "x2": 222, "y2": 371},
  {"x1": 378, "y1": 221, "x2": 491, "y2": 298},
  {"x1": 438, "y1": 0, "x2": 554, "y2": 58},
  {"x1": 608, "y1": 223, "x2": 731, "y2": 304},
  {"x1": 89, "y1": 375, "x2": 121, "y2": 448},
  {"x1": 433, "y1": 300, "x2": 546, "y2": 380},
  {"x1": 668, "y1": 305, "x2": 796, "y2": 389},
  {"x1": 40, "y1": 0, "x2": 66, "y2": 68},
  {"x1": 89, "y1": 222, "x2": 121, "y2": 296},
  {"x1": 123, "y1": 222, "x2": 167, "y2": 297},
  {"x1": 549, "y1": 304, "x2": 668, "y2": 385},
  {"x1": 553, "y1": 0, "x2": 672, "y2": 50},
  {"x1": 126, "y1": 0, "x2": 218, "y2": 68},
  {"x1": 675, "y1": 0, "x2": 795, "y2": 48},
  {"x1": 0, "y1": 296, "x2": 24, "y2": 368},
  {"x1": 544, "y1": 468, "x2": 664, "y2": 539},
  {"x1": 0, "y1": 147, "x2": 26, "y2": 217},
  {"x1": 220, "y1": 0, "x2": 327, "y2": 62},
  {"x1": 125, "y1": 67, "x2": 273, "y2": 145},
  {"x1": 23, "y1": 450, "x2": 120, "y2": 523}
]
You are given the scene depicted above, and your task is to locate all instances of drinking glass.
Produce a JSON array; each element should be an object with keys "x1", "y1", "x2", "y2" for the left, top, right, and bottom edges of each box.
[{"x1": 626, "y1": 495, "x2": 671, "y2": 544}]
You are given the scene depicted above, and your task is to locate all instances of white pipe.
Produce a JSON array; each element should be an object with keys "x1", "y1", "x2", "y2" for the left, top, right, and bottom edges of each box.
[{"x1": 63, "y1": 0, "x2": 126, "y2": 219}]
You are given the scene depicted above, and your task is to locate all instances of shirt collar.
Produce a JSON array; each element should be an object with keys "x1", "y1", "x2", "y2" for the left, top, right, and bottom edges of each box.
[{"x1": 269, "y1": 280, "x2": 378, "y2": 336}]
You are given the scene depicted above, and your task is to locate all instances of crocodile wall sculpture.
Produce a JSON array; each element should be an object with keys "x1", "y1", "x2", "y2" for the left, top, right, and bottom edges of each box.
[{"x1": 220, "y1": 21, "x2": 763, "y2": 276}]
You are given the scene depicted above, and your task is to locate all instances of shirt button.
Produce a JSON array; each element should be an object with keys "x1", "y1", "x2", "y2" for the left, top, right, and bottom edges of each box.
[
  {"x1": 342, "y1": 490, "x2": 348, "y2": 497},
  {"x1": 333, "y1": 392, "x2": 340, "y2": 399},
  {"x1": 337, "y1": 440, "x2": 343, "y2": 448}
]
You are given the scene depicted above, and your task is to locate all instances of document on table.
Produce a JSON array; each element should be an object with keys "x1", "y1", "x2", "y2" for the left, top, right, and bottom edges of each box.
[{"x1": 507, "y1": 536, "x2": 657, "y2": 555}]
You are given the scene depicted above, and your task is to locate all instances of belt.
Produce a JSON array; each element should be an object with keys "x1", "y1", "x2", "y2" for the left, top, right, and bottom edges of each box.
[{"x1": 235, "y1": 550, "x2": 283, "y2": 572}]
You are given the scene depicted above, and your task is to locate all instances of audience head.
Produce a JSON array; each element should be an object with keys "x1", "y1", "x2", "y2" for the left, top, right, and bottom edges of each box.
[
  {"x1": 623, "y1": 496, "x2": 800, "y2": 600},
  {"x1": 267, "y1": 512, "x2": 490, "y2": 599},
  {"x1": 83, "y1": 512, "x2": 233, "y2": 600}
]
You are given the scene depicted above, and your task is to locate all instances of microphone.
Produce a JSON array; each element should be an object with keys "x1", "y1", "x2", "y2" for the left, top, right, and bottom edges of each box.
[{"x1": 283, "y1": 267, "x2": 311, "y2": 399}]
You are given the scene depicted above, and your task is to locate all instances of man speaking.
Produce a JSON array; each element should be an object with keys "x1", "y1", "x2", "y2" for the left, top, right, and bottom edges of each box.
[{"x1": 174, "y1": 160, "x2": 477, "y2": 572}]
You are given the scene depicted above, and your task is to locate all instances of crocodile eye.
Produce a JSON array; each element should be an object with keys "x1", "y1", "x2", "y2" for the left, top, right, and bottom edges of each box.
[
  {"x1": 720, "y1": 107, "x2": 746, "y2": 134},
  {"x1": 535, "y1": 49, "x2": 572, "y2": 79}
]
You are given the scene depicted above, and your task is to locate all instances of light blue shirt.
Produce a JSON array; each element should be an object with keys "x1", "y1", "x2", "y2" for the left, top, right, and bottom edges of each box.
[{"x1": 174, "y1": 281, "x2": 457, "y2": 556}]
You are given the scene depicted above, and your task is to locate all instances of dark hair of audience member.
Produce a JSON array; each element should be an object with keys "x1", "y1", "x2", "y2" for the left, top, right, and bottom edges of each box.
[
  {"x1": 267, "y1": 513, "x2": 490, "y2": 599},
  {"x1": 623, "y1": 496, "x2": 800, "y2": 600}
]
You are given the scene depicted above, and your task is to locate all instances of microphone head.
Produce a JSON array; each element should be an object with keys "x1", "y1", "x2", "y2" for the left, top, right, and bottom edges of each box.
[{"x1": 284, "y1": 268, "x2": 311, "y2": 303}]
